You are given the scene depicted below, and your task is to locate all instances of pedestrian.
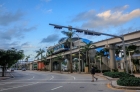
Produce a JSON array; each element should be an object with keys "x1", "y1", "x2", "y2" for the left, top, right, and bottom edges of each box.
[{"x1": 90, "y1": 65, "x2": 98, "y2": 82}]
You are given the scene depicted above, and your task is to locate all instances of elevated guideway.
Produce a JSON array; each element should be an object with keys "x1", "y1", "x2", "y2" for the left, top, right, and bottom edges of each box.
[{"x1": 47, "y1": 30, "x2": 140, "y2": 59}]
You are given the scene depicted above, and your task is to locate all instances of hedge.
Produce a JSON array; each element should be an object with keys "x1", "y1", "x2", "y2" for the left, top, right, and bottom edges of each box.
[
  {"x1": 117, "y1": 77, "x2": 140, "y2": 86},
  {"x1": 103, "y1": 72, "x2": 135, "y2": 78}
]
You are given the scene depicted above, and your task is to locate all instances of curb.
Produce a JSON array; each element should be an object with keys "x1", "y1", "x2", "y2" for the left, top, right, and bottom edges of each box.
[{"x1": 111, "y1": 80, "x2": 140, "y2": 90}]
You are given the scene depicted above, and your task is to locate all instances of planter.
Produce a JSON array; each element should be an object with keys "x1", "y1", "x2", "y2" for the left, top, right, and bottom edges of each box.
[{"x1": 85, "y1": 67, "x2": 88, "y2": 73}]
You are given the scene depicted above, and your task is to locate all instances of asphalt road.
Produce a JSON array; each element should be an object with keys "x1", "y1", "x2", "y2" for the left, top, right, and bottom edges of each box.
[{"x1": 0, "y1": 70, "x2": 134, "y2": 92}]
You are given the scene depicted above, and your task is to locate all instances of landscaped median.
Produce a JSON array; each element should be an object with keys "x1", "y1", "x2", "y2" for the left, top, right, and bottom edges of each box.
[{"x1": 103, "y1": 72, "x2": 140, "y2": 90}]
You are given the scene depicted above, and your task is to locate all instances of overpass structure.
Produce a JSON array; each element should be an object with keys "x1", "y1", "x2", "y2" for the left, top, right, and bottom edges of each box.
[
  {"x1": 46, "y1": 30, "x2": 140, "y2": 72},
  {"x1": 47, "y1": 30, "x2": 140, "y2": 59}
]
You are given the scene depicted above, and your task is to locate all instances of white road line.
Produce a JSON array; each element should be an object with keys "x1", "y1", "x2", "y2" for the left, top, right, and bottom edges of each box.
[
  {"x1": 27, "y1": 76, "x2": 35, "y2": 80},
  {"x1": 50, "y1": 76, "x2": 54, "y2": 80},
  {"x1": 70, "y1": 75, "x2": 75, "y2": 80},
  {"x1": 51, "y1": 86, "x2": 63, "y2": 90},
  {"x1": 0, "y1": 82, "x2": 13, "y2": 85},
  {"x1": 0, "y1": 82, "x2": 39, "y2": 91}
]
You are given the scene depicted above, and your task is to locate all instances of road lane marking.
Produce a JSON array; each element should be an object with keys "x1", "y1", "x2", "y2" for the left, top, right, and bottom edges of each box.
[
  {"x1": 50, "y1": 76, "x2": 54, "y2": 80},
  {"x1": 0, "y1": 82, "x2": 39, "y2": 91},
  {"x1": 71, "y1": 76, "x2": 75, "y2": 80},
  {"x1": 27, "y1": 76, "x2": 35, "y2": 80},
  {"x1": 51, "y1": 86, "x2": 63, "y2": 90},
  {"x1": 0, "y1": 82, "x2": 13, "y2": 85}
]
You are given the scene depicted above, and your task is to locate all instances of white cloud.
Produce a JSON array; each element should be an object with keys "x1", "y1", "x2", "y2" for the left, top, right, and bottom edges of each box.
[
  {"x1": 42, "y1": 9, "x2": 52, "y2": 14},
  {"x1": 71, "y1": 5, "x2": 140, "y2": 29},
  {"x1": 21, "y1": 42, "x2": 35, "y2": 48}
]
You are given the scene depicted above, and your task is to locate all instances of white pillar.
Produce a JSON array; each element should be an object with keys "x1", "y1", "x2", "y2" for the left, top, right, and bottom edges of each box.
[{"x1": 109, "y1": 45, "x2": 116, "y2": 71}]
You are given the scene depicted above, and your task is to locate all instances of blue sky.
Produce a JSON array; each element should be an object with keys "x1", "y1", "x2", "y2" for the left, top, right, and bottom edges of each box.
[{"x1": 0, "y1": 0, "x2": 140, "y2": 61}]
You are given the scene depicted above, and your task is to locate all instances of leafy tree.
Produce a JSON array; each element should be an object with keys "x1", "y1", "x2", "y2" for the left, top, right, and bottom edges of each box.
[{"x1": 0, "y1": 49, "x2": 24, "y2": 77}]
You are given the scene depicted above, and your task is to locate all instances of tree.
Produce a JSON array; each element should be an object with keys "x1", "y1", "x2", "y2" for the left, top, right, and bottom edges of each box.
[
  {"x1": 80, "y1": 41, "x2": 96, "y2": 69},
  {"x1": 54, "y1": 53, "x2": 65, "y2": 72},
  {"x1": 35, "y1": 48, "x2": 45, "y2": 60},
  {"x1": 61, "y1": 30, "x2": 75, "y2": 73},
  {"x1": 115, "y1": 46, "x2": 122, "y2": 57},
  {"x1": 25, "y1": 55, "x2": 30, "y2": 62},
  {"x1": 125, "y1": 44, "x2": 140, "y2": 73},
  {"x1": 0, "y1": 49, "x2": 24, "y2": 77}
]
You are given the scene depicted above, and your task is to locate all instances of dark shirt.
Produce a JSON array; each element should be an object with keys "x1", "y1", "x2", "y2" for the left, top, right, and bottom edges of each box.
[{"x1": 91, "y1": 67, "x2": 95, "y2": 74}]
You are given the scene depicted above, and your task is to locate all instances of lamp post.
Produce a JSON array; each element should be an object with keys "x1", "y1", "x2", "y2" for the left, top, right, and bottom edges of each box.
[
  {"x1": 129, "y1": 50, "x2": 134, "y2": 74},
  {"x1": 49, "y1": 23, "x2": 128, "y2": 73},
  {"x1": 76, "y1": 34, "x2": 81, "y2": 73}
]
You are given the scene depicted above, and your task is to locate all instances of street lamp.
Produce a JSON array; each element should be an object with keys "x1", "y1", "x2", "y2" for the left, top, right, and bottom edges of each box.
[
  {"x1": 129, "y1": 50, "x2": 134, "y2": 74},
  {"x1": 49, "y1": 23, "x2": 127, "y2": 73}
]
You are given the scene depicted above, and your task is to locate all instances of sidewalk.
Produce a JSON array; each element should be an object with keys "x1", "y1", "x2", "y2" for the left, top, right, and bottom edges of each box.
[{"x1": 0, "y1": 71, "x2": 14, "y2": 80}]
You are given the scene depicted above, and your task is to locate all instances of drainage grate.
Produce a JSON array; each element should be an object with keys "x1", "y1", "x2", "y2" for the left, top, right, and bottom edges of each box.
[{"x1": 80, "y1": 87, "x2": 84, "y2": 88}]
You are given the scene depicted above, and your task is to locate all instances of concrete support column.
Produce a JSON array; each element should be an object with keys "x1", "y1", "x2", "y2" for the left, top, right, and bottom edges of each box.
[
  {"x1": 109, "y1": 44, "x2": 116, "y2": 71},
  {"x1": 67, "y1": 59, "x2": 70, "y2": 72},
  {"x1": 49, "y1": 59, "x2": 52, "y2": 72},
  {"x1": 59, "y1": 61, "x2": 62, "y2": 72}
]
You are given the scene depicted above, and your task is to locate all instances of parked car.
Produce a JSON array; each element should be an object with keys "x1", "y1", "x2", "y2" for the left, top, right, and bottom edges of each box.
[
  {"x1": 11, "y1": 68, "x2": 14, "y2": 72},
  {"x1": 22, "y1": 68, "x2": 26, "y2": 71}
]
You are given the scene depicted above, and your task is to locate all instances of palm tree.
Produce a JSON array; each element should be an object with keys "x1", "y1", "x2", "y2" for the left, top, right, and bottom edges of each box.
[
  {"x1": 25, "y1": 55, "x2": 30, "y2": 62},
  {"x1": 95, "y1": 49, "x2": 105, "y2": 73},
  {"x1": 115, "y1": 46, "x2": 122, "y2": 57},
  {"x1": 54, "y1": 53, "x2": 64, "y2": 72},
  {"x1": 125, "y1": 44, "x2": 140, "y2": 73},
  {"x1": 35, "y1": 48, "x2": 45, "y2": 61},
  {"x1": 80, "y1": 41, "x2": 96, "y2": 72},
  {"x1": 61, "y1": 30, "x2": 75, "y2": 73}
]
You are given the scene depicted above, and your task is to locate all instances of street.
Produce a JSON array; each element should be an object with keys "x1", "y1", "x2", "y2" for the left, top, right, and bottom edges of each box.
[{"x1": 0, "y1": 70, "x2": 134, "y2": 92}]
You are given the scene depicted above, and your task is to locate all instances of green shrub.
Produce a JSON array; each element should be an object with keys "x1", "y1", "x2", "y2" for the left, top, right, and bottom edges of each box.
[
  {"x1": 117, "y1": 77, "x2": 140, "y2": 86},
  {"x1": 103, "y1": 72, "x2": 135, "y2": 78}
]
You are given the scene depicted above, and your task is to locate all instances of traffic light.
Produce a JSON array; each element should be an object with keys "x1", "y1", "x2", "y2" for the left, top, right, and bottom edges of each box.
[
  {"x1": 68, "y1": 26, "x2": 72, "y2": 31},
  {"x1": 54, "y1": 26, "x2": 62, "y2": 29},
  {"x1": 84, "y1": 31, "x2": 94, "y2": 35},
  {"x1": 76, "y1": 30, "x2": 83, "y2": 33}
]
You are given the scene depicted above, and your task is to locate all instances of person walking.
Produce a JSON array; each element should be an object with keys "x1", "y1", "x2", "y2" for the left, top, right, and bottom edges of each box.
[{"x1": 90, "y1": 66, "x2": 98, "y2": 82}]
